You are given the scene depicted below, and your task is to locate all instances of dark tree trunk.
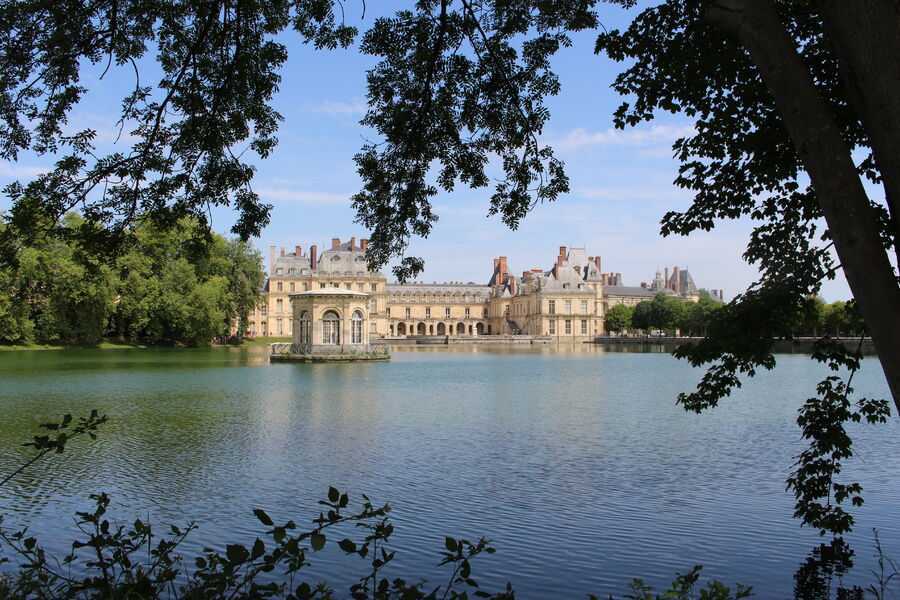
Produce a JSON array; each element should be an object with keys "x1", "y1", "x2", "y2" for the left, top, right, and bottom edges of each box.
[
  {"x1": 816, "y1": 0, "x2": 900, "y2": 269},
  {"x1": 706, "y1": 0, "x2": 900, "y2": 410}
]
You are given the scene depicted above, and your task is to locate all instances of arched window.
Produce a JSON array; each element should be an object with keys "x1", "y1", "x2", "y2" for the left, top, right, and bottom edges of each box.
[
  {"x1": 322, "y1": 310, "x2": 340, "y2": 345},
  {"x1": 298, "y1": 311, "x2": 311, "y2": 344},
  {"x1": 351, "y1": 310, "x2": 364, "y2": 344}
]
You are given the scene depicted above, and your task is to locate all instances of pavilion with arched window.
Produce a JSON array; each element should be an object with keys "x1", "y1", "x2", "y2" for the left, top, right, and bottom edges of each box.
[{"x1": 269, "y1": 288, "x2": 389, "y2": 362}]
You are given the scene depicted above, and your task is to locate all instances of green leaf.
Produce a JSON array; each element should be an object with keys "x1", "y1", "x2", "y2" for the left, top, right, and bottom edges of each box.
[
  {"x1": 251, "y1": 537, "x2": 265, "y2": 560},
  {"x1": 296, "y1": 582, "x2": 313, "y2": 600},
  {"x1": 226, "y1": 543, "x2": 249, "y2": 564},
  {"x1": 328, "y1": 486, "x2": 340, "y2": 503},
  {"x1": 311, "y1": 533, "x2": 326, "y2": 551},
  {"x1": 445, "y1": 537, "x2": 458, "y2": 552},
  {"x1": 338, "y1": 538, "x2": 356, "y2": 553},
  {"x1": 253, "y1": 508, "x2": 274, "y2": 526},
  {"x1": 273, "y1": 527, "x2": 285, "y2": 544}
]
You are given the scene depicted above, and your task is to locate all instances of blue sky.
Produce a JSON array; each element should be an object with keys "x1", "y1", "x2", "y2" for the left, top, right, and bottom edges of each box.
[{"x1": 1, "y1": 1, "x2": 875, "y2": 302}]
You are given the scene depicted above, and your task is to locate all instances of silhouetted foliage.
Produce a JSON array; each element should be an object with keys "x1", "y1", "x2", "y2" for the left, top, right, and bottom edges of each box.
[{"x1": 0, "y1": 415, "x2": 757, "y2": 600}]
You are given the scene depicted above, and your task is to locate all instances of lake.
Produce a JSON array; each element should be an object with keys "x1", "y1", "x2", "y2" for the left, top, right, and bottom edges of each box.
[{"x1": 0, "y1": 345, "x2": 897, "y2": 598}]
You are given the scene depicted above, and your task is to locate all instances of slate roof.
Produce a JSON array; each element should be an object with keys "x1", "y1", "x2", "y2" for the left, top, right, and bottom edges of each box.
[
  {"x1": 603, "y1": 285, "x2": 655, "y2": 298},
  {"x1": 386, "y1": 282, "x2": 490, "y2": 296}
]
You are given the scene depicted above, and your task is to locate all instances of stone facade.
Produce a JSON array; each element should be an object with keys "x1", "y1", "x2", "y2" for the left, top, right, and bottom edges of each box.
[
  {"x1": 248, "y1": 237, "x2": 719, "y2": 339},
  {"x1": 289, "y1": 288, "x2": 374, "y2": 350}
]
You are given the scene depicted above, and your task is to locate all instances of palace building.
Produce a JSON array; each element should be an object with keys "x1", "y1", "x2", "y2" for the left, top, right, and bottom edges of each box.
[{"x1": 248, "y1": 236, "x2": 721, "y2": 340}]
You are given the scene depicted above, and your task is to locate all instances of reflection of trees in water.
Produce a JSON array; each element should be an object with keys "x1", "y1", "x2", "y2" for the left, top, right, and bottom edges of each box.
[
  {"x1": 793, "y1": 534, "x2": 899, "y2": 600},
  {"x1": 794, "y1": 538, "x2": 859, "y2": 600}
]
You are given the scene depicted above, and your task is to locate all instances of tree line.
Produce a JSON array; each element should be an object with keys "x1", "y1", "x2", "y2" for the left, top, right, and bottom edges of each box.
[
  {"x1": 604, "y1": 292, "x2": 865, "y2": 338},
  {"x1": 0, "y1": 215, "x2": 265, "y2": 347}
]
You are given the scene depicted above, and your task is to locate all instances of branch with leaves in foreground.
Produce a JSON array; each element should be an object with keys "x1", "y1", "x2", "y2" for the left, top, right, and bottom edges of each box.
[
  {"x1": 0, "y1": 411, "x2": 756, "y2": 599},
  {"x1": 0, "y1": 410, "x2": 107, "y2": 488}
]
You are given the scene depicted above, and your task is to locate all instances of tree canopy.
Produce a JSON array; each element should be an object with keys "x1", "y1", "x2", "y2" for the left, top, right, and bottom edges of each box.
[
  {"x1": 0, "y1": 215, "x2": 264, "y2": 346},
  {"x1": 1, "y1": 0, "x2": 896, "y2": 403},
  {"x1": 2, "y1": 0, "x2": 898, "y2": 540}
]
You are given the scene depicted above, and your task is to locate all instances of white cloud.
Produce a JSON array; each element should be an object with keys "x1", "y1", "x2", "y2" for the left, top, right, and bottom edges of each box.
[
  {"x1": 0, "y1": 163, "x2": 48, "y2": 179},
  {"x1": 548, "y1": 124, "x2": 695, "y2": 152},
  {"x1": 256, "y1": 186, "x2": 351, "y2": 205},
  {"x1": 308, "y1": 100, "x2": 367, "y2": 117}
]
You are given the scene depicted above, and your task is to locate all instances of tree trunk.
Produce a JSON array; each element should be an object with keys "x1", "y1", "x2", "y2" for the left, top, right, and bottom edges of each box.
[
  {"x1": 706, "y1": 0, "x2": 900, "y2": 410},
  {"x1": 816, "y1": 0, "x2": 900, "y2": 269}
]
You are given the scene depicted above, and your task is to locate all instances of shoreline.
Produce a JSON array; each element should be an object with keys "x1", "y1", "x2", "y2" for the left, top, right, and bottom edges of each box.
[{"x1": 0, "y1": 335, "x2": 876, "y2": 354}]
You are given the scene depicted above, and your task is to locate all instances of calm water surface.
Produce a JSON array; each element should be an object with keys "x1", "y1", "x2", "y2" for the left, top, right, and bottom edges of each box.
[{"x1": 0, "y1": 345, "x2": 897, "y2": 598}]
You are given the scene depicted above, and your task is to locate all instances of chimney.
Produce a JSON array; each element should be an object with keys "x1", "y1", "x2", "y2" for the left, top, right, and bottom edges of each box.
[
  {"x1": 310, "y1": 245, "x2": 318, "y2": 269},
  {"x1": 493, "y1": 258, "x2": 500, "y2": 285},
  {"x1": 601, "y1": 274, "x2": 608, "y2": 285},
  {"x1": 594, "y1": 256, "x2": 601, "y2": 270},
  {"x1": 552, "y1": 264, "x2": 558, "y2": 279},
  {"x1": 641, "y1": 282, "x2": 647, "y2": 288},
  {"x1": 280, "y1": 247, "x2": 285, "y2": 257},
  {"x1": 509, "y1": 277, "x2": 516, "y2": 295},
  {"x1": 360, "y1": 238, "x2": 368, "y2": 250},
  {"x1": 499, "y1": 256, "x2": 508, "y2": 279},
  {"x1": 674, "y1": 266, "x2": 681, "y2": 293},
  {"x1": 332, "y1": 237, "x2": 341, "y2": 249},
  {"x1": 531, "y1": 268, "x2": 543, "y2": 273},
  {"x1": 295, "y1": 245, "x2": 302, "y2": 257},
  {"x1": 665, "y1": 267, "x2": 669, "y2": 287},
  {"x1": 350, "y1": 236, "x2": 356, "y2": 251},
  {"x1": 269, "y1": 245, "x2": 275, "y2": 275}
]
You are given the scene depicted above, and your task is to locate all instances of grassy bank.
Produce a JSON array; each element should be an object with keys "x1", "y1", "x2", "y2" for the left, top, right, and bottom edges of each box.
[
  {"x1": 0, "y1": 338, "x2": 151, "y2": 351},
  {"x1": 1, "y1": 336, "x2": 294, "y2": 351},
  {"x1": 234, "y1": 336, "x2": 291, "y2": 346}
]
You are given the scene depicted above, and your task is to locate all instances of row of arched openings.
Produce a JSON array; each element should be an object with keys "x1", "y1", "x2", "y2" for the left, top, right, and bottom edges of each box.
[
  {"x1": 297, "y1": 310, "x2": 364, "y2": 345},
  {"x1": 391, "y1": 322, "x2": 485, "y2": 336}
]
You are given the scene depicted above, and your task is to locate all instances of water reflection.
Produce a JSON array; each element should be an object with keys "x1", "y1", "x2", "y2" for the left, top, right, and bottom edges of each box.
[
  {"x1": 0, "y1": 346, "x2": 896, "y2": 599},
  {"x1": 793, "y1": 538, "x2": 860, "y2": 600}
]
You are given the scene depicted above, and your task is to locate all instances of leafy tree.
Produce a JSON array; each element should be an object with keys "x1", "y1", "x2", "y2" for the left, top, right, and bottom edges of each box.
[
  {"x1": 0, "y1": 214, "x2": 118, "y2": 344},
  {"x1": 679, "y1": 291, "x2": 723, "y2": 337},
  {"x1": 797, "y1": 296, "x2": 826, "y2": 337},
  {"x1": 224, "y1": 238, "x2": 267, "y2": 337},
  {"x1": 2, "y1": 0, "x2": 897, "y2": 543},
  {"x1": 349, "y1": 1, "x2": 900, "y2": 408},
  {"x1": 2, "y1": 0, "x2": 897, "y2": 404},
  {"x1": 594, "y1": 2, "x2": 899, "y2": 407},
  {"x1": 0, "y1": 0, "x2": 356, "y2": 255},
  {"x1": 823, "y1": 301, "x2": 849, "y2": 337},
  {"x1": 604, "y1": 303, "x2": 633, "y2": 333},
  {"x1": 0, "y1": 214, "x2": 263, "y2": 346},
  {"x1": 111, "y1": 218, "x2": 264, "y2": 345},
  {"x1": 648, "y1": 293, "x2": 686, "y2": 331},
  {"x1": 631, "y1": 301, "x2": 652, "y2": 331}
]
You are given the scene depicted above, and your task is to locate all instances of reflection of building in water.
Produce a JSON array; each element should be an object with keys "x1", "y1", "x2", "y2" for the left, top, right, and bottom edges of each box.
[{"x1": 249, "y1": 237, "x2": 723, "y2": 340}]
